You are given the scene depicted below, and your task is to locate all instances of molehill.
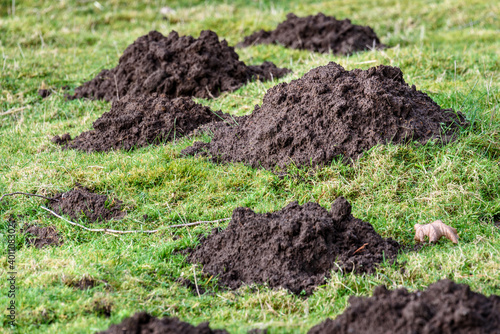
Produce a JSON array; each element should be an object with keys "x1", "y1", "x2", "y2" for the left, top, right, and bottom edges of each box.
[
  {"x1": 48, "y1": 186, "x2": 126, "y2": 223},
  {"x1": 189, "y1": 197, "x2": 400, "y2": 295},
  {"x1": 308, "y1": 279, "x2": 500, "y2": 334},
  {"x1": 183, "y1": 62, "x2": 467, "y2": 169},
  {"x1": 68, "y1": 30, "x2": 290, "y2": 101},
  {"x1": 239, "y1": 13, "x2": 386, "y2": 55},
  {"x1": 96, "y1": 312, "x2": 229, "y2": 334},
  {"x1": 53, "y1": 94, "x2": 228, "y2": 152}
]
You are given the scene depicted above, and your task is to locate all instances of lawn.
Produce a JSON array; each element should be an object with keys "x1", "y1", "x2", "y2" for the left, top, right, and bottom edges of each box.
[{"x1": 0, "y1": 0, "x2": 499, "y2": 333}]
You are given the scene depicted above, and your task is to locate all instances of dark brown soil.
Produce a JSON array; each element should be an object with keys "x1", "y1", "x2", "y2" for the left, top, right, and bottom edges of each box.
[
  {"x1": 308, "y1": 279, "x2": 500, "y2": 334},
  {"x1": 69, "y1": 277, "x2": 97, "y2": 290},
  {"x1": 53, "y1": 94, "x2": 230, "y2": 152},
  {"x1": 38, "y1": 89, "x2": 51, "y2": 98},
  {"x1": 239, "y1": 13, "x2": 386, "y2": 55},
  {"x1": 48, "y1": 185, "x2": 126, "y2": 223},
  {"x1": 188, "y1": 197, "x2": 400, "y2": 295},
  {"x1": 183, "y1": 62, "x2": 467, "y2": 169},
  {"x1": 68, "y1": 30, "x2": 290, "y2": 101},
  {"x1": 23, "y1": 225, "x2": 62, "y2": 248},
  {"x1": 91, "y1": 299, "x2": 113, "y2": 318},
  {"x1": 96, "y1": 312, "x2": 229, "y2": 334}
]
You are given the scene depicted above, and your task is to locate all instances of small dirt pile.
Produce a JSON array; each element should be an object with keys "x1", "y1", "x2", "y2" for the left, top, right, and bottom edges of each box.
[
  {"x1": 48, "y1": 186, "x2": 126, "y2": 223},
  {"x1": 308, "y1": 279, "x2": 500, "y2": 334},
  {"x1": 239, "y1": 13, "x2": 386, "y2": 55},
  {"x1": 23, "y1": 225, "x2": 62, "y2": 248},
  {"x1": 96, "y1": 312, "x2": 229, "y2": 334},
  {"x1": 183, "y1": 62, "x2": 467, "y2": 169},
  {"x1": 189, "y1": 197, "x2": 400, "y2": 295},
  {"x1": 53, "y1": 94, "x2": 229, "y2": 152},
  {"x1": 68, "y1": 30, "x2": 290, "y2": 101},
  {"x1": 38, "y1": 89, "x2": 51, "y2": 98}
]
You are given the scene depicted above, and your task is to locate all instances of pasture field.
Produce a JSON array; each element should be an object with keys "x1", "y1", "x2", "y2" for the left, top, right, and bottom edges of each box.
[{"x1": 0, "y1": 0, "x2": 499, "y2": 333}]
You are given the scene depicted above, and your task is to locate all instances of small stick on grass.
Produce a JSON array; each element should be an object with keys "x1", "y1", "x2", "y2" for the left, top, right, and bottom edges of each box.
[
  {"x1": 1, "y1": 192, "x2": 56, "y2": 202},
  {"x1": 0, "y1": 106, "x2": 28, "y2": 117},
  {"x1": 192, "y1": 265, "x2": 201, "y2": 297},
  {"x1": 41, "y1": 206, "x2": 230, "y2": 234}
]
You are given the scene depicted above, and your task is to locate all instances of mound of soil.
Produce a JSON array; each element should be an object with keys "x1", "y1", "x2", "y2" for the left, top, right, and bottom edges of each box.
[
  {"x1": 308, "y1": 279, "x2": 500, "y2": 334},
  {"x1": 239, "y1": 13, "x2": 386, "y2": 55},
  {"x1": 96, "y1": 312, "x2": 229, "y2": 334},
  {"x1": 183, "y1": 62, "x2": 467, "y2": 169},
  {"x1": 68, "y1": 30, "x2": 290, "y2": 101},
  {"x1": 189, "y1": 197, "x2": 400, "y2": 295},
  {"x1": 48, "y1": 186, "x2": 126, "y2": 223},
  {"x1": 23, "y1": 225, "x2": 62, "y2": 248},
  {"x1": 53, "y1": 94, "x2": 229, "y2": 152}
]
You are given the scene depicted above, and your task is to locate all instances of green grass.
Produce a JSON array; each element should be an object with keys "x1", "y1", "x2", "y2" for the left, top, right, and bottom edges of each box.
[{"x1": 1, "y1": 0, "x2": 499, "y2": 332}]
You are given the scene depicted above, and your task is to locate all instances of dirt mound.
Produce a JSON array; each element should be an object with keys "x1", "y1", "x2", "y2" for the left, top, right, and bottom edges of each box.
[
  {"x1": 183, "y1": 62, "x2": 467, "y2": 169},
  {"x1": 48, "y1": 186, "x2": 126, "y2": 223},
  {"x1": 96, "y1": 312, "x2": 229, "y2": 334},
  {"x1": 308, "y1": 279, "x2": 500, "y2": 334},
  {"x1": 188, "y1": 197, "x2": 400, "y2": 295},
  {"x1": 23, "y1": 225, "x2": 62, "y2": 248},
  {"x1": 53, "y1": 94, "x2": 230, "y2": 152},
  {"x1": 68, "y1": 30, "x2": 290, "y2": 101},
  {"x1": 239, "y1": 13, "x2": 386, "y2": 55}
]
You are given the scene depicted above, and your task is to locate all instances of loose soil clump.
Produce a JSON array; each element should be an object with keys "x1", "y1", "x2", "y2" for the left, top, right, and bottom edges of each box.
[
  {"x1": 23, "y1": 225, "x2": 62, "y2": 248},
  {"x1": 96, "y1": 312, "x2": 229, "y2": 334},
  {"x1": 48, "y1": 186, "x2": 126, "y2": 223},
  {"x1": 38, "y1": 89, "x2": 51, "y2": 98},
  {"x1": 53, "y1": 94, "x2": 229, "y2": 152},
  {"x1": 68, "y1": 30, "x2": 290, "y2": 101},
  {"x1": 189, "y1": 197, "x2": 400, "y2": 295},
  {"x1": 308, "y1": 279, "x2": 500, "y2": 334},
  {"x1": 239, "y1": 13, "x2": 386, "y2": 55},
  {"x1": 183, "y1": 62, "x2": 467, "y2": 169}
]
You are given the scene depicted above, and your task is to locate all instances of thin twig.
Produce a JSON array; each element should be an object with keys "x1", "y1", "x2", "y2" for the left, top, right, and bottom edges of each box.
[
  {"x1": 41, "y1": 206, "x2": 230, "y2": 234},
  {"x1": 1, "y1": 192, "x2": 55, "y2": 202},
  {"x1": 205, "y1": 86, "x2": 216, "y2": 99},
  {"x1": 0, "y1": 106, "x2": 27, "y2": 117},
  {"x1": 192, "y1": 265, "x2": 201, "y2": 297},
  {"x1": 353, "y1": 243, "x2": 369, "y2": 255},
  {"x1": 113, "y1": 73, "x2": 120, "y2": 101}
]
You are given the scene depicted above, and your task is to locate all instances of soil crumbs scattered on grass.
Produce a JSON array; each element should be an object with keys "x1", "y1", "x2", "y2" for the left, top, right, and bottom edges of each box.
[
  {"x1": 53, "y1": 94, "x2": 231, "y2": 152},
  {"x1": 48, "y1": 185, "x2": 126, "y2": 223},
  {"x1": 96, "y1": 312, "x2": 229, "y2": 334},
  {"x1": 68, "y1": 30, "x2": 290, "y2": 101},
  {"x1": 308, "y1": 279, "x2": 500, "y2": 334},
  {"x1": 23, "y1": 225, "x2": 62, "y2": 248},
  {"x1": 239, "y1": 13, "x2": 386, "y2": 55},
  {"x1": 183, "y1": 62, "x2": 467, "y2": 170},
  {"x1": 68, "y1": 277, "x2": 97, "y2": 290},
  {"x1": 189, "y1": 197, "x2": 400, "y2": 295}
]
